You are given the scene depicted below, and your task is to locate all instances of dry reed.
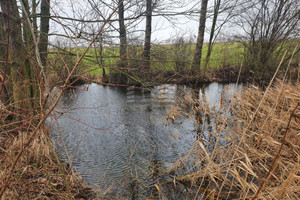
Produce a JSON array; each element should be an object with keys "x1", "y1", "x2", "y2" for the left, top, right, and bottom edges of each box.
[
  {"x1": 0, "y1": 130, "x2": 97, "y2": 199},
  {"x1": 166, "y1": 80, "x2": 300, "y2": 199}
]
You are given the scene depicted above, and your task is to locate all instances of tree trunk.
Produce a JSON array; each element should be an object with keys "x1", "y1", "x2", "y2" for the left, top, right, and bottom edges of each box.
[
  {"x1": 118, "y1": 0, "x2": 127, "y2": 68},
  {"x1": 39, "y1": 0, "x2": 50, "y2": 66},
  {"x1": 22, "y1": 0, "x2": 39, "y2": 103},
  {"x1": 204, "y1": 0, "x2": 221, "y2": 70},
  {"x1": 0, "y1": 11, "x2": 9, "y2": 105},
  {"x1": 32, "y1": 0, "x2": 38, "y2": 34},
  {"x1": 0, "y1": 11, "x2": 5, "y2": 66},
  {"x1": 22, "y1": 0, "x2": 33, "y2": 48},
  {"x1": 1, "y1": 0, "x2": 33, "y2": 113},
  {"x1": 191, "y1": 0, "x2": 208, "y2": 73},
  {"x1": 143, "y1": 0, "x2": 152, "y2": 68},
  {"x1": 99, "y1": 34, "x2": 106, "y2": 80},
  {"x1": 109, "y1": 0, "x2": 128, "y2": 84}
]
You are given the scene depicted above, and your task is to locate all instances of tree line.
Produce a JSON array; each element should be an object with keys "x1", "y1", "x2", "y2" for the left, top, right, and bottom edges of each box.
[{"x1": 0, "y1": 0, "x2": 299, "y2": 120}]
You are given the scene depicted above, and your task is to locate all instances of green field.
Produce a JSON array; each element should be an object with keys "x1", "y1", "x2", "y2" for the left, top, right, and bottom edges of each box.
[
  {"x1": 48, "y1": 38, "x2": 299, "y2": 78},
  {"x1": 150, "y1": 42, "x2": 244, "y2": 71},
  {"x1": 48, "y1": 42, "x2": 246, "y2": 76}
]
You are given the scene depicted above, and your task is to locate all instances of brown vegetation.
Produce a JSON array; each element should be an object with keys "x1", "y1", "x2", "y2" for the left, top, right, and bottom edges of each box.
[
  {"x1": 0, "y1": 1, "x2": 298, "y2": 198},
  {"x1": 0, "y1": 132, "x2": 96, "y2": 199},
  {"x1": 164, "y1": 80, "x2": 300, "y2": 199},
  {"x1": 0, "y1": 131, "x2": 97, "y2": 200}
]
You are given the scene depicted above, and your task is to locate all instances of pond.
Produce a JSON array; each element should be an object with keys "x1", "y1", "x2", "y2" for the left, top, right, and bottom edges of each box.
[{"x1": 48, "y1": 82, "x2": 242, "y2": 199}]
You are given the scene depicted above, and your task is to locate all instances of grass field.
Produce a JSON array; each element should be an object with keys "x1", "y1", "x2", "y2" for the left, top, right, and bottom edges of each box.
[
  {"x1": 48, "y1": 42, "x2": 245, "y2": 76},
  {"x1": 151, "y1": 42, "x2": 244, "y2": 71},
  {"x1": 48, "y1": 39, "x2": 298, "y2": 79}
]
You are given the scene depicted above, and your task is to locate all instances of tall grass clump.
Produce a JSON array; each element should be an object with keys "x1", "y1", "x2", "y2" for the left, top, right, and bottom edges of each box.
[
  {"x1": 166, "y1": 80, "x2": 299, "y2": 199},
  {"x1": 0, "y1": 131, "x2": 96, "y2": 199}
]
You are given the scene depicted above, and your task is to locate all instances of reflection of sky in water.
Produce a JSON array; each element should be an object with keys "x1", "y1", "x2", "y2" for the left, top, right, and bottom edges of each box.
[
  {"x1": 48, "y1": 82, "x2": 242, "y2": 198},
  {"x1": 197, "y1": 82, "x2": 243, "y2": 151},
  {"x1": 199, "y1": 82, "x2": 242, "y2": 108}
]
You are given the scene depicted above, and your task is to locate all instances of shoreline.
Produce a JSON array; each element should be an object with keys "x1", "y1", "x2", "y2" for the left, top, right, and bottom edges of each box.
[
  {"x1": 1, "y1": 67, "x2": 298, "y2": 199},
  {"x1": 69, "y1": 64, "x2": 298, "y2": 89},
  {"x1": 0, "y1": 130, "x2": 97, "y2": 199}
]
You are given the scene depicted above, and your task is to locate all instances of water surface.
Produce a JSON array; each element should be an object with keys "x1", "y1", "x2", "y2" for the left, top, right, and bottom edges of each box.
[{"x1": 48, "y1": 82, "x2": 241, "y2": 198}]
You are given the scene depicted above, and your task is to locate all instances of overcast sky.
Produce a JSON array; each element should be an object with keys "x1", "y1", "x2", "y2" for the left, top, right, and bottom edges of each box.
[{"x1": 49, "y1": 0, "x2": 238, "y2": 47}]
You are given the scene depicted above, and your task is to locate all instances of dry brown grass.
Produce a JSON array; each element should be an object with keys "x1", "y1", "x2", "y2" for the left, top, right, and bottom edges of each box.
[
  {"x1": 0, "y1": 131, "x2": 97, "y2": 200},
  {"x1": 166, "y1": 80, "x2": 300, "y2": 199}
]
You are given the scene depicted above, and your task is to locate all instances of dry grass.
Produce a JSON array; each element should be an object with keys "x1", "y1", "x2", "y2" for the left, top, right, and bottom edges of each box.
[
  {"x1": 0, "y1": 130, "x2": 97, "y2": 200},
  {"x1": 166, "y1": 80, "x2": 300, "y2": 199},
  {"x1": 2, "y1": 80, "x2": 298, "y2": 200}
]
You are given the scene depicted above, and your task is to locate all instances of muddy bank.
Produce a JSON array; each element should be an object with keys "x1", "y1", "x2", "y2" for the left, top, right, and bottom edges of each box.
[
  {"x1": 53, "y1": 62, "x2": 299, "y2": 90},
  {"x1": 73, "y1": 66, "x2": 243, "y2": 89},
  {"x1": 104, "y1": 65, "x2": 243, "y2": 87},
  {"x1": 141, "y1": 64, "x2": 298, "y2": 87},
  {"x1": 81, "y1": 64, "x2": 298, "y2": 88}
]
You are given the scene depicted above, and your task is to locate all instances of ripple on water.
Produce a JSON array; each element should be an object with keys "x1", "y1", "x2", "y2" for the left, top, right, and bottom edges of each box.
[{"x1": 49, "y1": 83, "x2": 242, "y2": 197}]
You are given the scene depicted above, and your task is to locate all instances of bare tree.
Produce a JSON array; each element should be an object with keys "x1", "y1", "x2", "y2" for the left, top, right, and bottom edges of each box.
[
  {"x1": 204, "y1": 0, "x2": 221, "y2": 70},
  {"x1": 22, "y1": 0, "x2": 43, "y2": 104},
  {"x1": 0, "y1": 0, "x2": 36, "y2": 113},
  {"x1": 110, "y1": 0, "x2": 128, "y2": 84},
  {"x1": 192, "y1": 0, "x2": 208, "y2": 74},
  {"x1": 84, "y1": 0, "x2": 145, "y2": 83},
  {"x1": 118, "y1": 0, "x2": 127, "y2": 68},
  {"x1": 236, "y1": 0, "x2": 299, "y2": 81},
  {"x1": 22, "y1": 0, "x2": 34, "y2": 48},
  {"x1": 0, "y1": 11, "x2": 5, "y2": 67},
  {"x1": 0, "y1": 0, "x2": 52, "y2": 115},
  {"x1": 203, "y1": 0, "x2": 239, "y2": 69},
  {"x1": 143, "y1": 0, "x2": 152, "y2": 68},
  {"x1": 0, "y1": 10, "x2": 9, "y2": 105},
  {"x1": 40, "y1": 0, "x2": 51, "y2": 66}
]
